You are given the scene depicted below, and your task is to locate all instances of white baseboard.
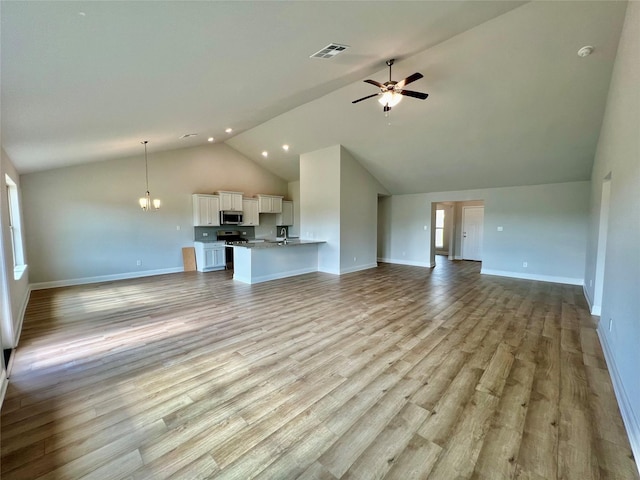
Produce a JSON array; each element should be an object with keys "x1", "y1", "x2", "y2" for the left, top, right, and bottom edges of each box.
[
  {"x1": 30, "y1": 267, "x2": 184, "y2": 290},
  {"x1": 0, "y1": 374, "x2": 8, "y2": 410},
  {"x1": 340, "y1": 263, "x2": 378, "y2": 275},
  {"x1": 480, "y1": 268, "x2": 583, "y2": 286},
  {"x1": 377, "y1": 258, "x2": 432, "y2": 268},
  {"x1": 597, "y1": 326, "x2": 640, "y2": 474}
]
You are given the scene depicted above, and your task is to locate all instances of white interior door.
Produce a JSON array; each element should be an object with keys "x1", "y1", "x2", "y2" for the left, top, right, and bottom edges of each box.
[{"x1": 462, "y1": 206, "x2": 484, "y2": 261}]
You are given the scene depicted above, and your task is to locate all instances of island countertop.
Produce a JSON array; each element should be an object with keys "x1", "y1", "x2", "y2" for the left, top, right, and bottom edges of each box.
[{"x1": 230, "y1": 239, "x2": 325, "y2": 249}]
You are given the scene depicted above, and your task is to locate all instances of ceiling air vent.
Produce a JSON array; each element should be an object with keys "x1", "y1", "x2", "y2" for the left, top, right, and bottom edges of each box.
[{"x1": 310, "y1": 43, "x2": 349, "y2": 59}]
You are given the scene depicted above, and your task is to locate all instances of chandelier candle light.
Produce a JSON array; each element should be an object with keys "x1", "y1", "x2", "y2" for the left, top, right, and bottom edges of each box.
[{"x1": 139, "y1": 140, "x2": 160, "y2": 211}]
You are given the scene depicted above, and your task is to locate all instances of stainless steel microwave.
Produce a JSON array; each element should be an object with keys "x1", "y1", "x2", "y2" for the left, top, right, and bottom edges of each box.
[{"x1": 220, "y1": 210, "x2": 243, "y2": 225}]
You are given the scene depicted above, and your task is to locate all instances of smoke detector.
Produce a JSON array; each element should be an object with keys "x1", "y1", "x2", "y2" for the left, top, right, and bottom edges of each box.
[{"x1": 577, "y1": 46, "x2": 594, "y2": 57}]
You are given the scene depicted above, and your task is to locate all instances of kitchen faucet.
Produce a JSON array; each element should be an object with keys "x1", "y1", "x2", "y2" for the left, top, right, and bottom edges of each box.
[{"x1": 280, "y1": 227, "x2": 288, "y2": 244}]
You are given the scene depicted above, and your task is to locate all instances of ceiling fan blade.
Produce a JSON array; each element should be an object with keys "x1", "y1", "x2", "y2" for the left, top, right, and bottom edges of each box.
[
  {"x1": 352, "y1": 93, "x2": 380, "y2": 104},
  {"x1": 400, "y1": 89, "x2": 429, "y2": 100},
  {"x1": 364, "y1": 79, "x2": 385, "y2": 89},
  {"x1": 396, "y1": 72, "x2": 423, "y2": 89}
]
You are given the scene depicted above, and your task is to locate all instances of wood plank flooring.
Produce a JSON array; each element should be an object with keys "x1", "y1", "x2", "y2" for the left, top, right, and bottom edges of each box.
[{"x1": 1, "y1": 261, "x2": 637, "y2": 479}]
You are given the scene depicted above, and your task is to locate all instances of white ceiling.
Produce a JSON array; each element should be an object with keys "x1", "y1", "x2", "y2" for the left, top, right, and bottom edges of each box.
[{"x1": 1, "y1": 1, "x2": 627, "y2": 194}]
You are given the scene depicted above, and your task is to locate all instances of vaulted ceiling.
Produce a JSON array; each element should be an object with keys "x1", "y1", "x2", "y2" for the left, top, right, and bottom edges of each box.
[{"x1": 1, "y1": 1, "x2": 627, "y2": 194}]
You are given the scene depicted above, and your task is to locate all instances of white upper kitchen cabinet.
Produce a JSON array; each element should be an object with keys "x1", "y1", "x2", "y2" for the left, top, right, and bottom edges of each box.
[
  {"x1": 276, "y1": 200, "x2": 294, "y2": 226},
  {"x1": 192, "y1": 194, "x2": 220, "y2": 226},
  {"x1": 257, "y1": 194, "x2": 283, "y2": 213},
  {"x1": 217, "y1": 191, "x2": 243, "y2": 211},
  {"x1": 242, "y1": 198, "x2": 259, "y2": 226}
]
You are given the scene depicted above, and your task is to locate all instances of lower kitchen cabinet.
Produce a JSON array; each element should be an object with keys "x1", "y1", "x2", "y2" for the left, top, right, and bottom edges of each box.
[{"x1": 194, "y1": 241, "x2": 226, "y2": 272}]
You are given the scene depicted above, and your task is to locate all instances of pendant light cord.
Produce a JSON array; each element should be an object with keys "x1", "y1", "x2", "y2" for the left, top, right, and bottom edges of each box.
[{"x1": 142, "y1": 140, "x2": 149, "y2": 193}]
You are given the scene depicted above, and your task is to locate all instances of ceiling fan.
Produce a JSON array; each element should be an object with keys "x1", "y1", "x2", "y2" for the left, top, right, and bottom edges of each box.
[{"x1": 352, "y1": 59, "x2": 428, "y2": 112}]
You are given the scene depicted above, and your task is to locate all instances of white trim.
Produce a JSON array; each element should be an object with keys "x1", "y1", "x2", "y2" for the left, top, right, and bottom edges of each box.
[
  {"x1": 480, "y1": 268, "x2": 583, "y2": 286},
  {"x1": 29, "y1": 267, "x2": 184, "y2": 290},
  {"x1": 582, "y1": 284, "x2": 602, "y2": 316},
  {"x1": 597, "y1": 326, "x2": 640, "y2": 474},
  {"x1": 454, "y1": 255, "x2": 463, "y2": 260},
  {"x1": 340, "y1": 263, "x2": 378, "y2": 275},
  {"x1": 0, "y1": 374, "x2": 8, "y2": 410},
  {"x1": 233, "y1": 266, "x2": 318, "y2": 284},
  {"x1": 377, "y1": 257, "x2": 432, "y2": 268}
]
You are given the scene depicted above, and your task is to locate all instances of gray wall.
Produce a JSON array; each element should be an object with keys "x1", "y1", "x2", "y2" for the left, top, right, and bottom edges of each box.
[
  {"x1": 300, "y1": 145, "x2": 388, "y2": 275},
  {"x1": 339, "y1": 147, "x2": 387, "y2": 273},
  {"x1": 584, "y1": 1, "x2": 639, "y2": 457},
  {"x1": 21, "y1": 143, "x2": 287, "y2": 284},
  {"x1": 300, "y1": 145, "x2": 341, "y2": 274},
  {"x1": 378, "y1": 181, "x2": 589, "y2": 284}
]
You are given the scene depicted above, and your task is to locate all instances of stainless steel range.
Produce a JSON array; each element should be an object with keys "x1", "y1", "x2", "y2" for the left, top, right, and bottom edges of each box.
[{"x1": 216, "y1": 230, "x2": 248, "y2": 269}]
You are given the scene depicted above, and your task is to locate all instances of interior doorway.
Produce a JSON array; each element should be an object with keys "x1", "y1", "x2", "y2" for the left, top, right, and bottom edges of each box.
[
  {"x1": 430, "y1": 200, "x2": 484, "y2": 267},
  {"x1": 435, "y1": 203, "x2": 454, "y2": 260}
]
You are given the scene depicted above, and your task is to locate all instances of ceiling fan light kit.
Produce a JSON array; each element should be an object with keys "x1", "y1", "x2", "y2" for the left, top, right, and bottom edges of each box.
[{"x1": 352, "y1": 58, "x2": 428, "y2": 113}]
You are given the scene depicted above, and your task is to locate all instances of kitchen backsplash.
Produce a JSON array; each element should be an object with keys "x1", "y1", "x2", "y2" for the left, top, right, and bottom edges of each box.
[{"x1": 194, "y1": 226, "x2": 255, "y2": 241}]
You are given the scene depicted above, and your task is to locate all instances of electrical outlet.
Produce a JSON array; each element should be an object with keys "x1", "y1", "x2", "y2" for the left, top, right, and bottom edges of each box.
[
  {"x1": 353, "y1": 256, "x2": 357, "y2": 262},
  {"x1": 497, "y1": 226, "x2": 503, "y2": 231},
  {"x1": 402, "y1": 251, "x2": 406, "y2": 256},
  {"x1": 202, "y1": 232, "x2": 208, "y2": 237},
  {"x1": 589, "y1": 279, "x2": 593, "y2": 287},
  {"x1": 522, "y1": 261, "x2": 528, "y2": 268},
  {"x1": 136, "y1": 260, "x2": 142, "y2": 266},
  {"x1": 176, "y1": 225, "x2": 181, "y2": 231},
  {"x1": 242, "y1": 231, "x2": 247, "y2": 235},
  {"x1": 609, "y1": 318, "x2": 613, "y2": 332},
  {"x1": 423, "y1": 225, "x2": 427, "y2": 231}
]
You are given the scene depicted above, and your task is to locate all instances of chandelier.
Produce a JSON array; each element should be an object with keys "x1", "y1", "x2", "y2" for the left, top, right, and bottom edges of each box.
[{"x1": 139, "y1": 141, "x2": 160, "y2": 211}]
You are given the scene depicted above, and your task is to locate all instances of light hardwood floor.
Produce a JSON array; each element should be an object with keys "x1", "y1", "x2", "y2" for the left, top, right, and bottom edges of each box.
[{"x1": 1, "y1": 261, "x2": 637, "y2": 479}]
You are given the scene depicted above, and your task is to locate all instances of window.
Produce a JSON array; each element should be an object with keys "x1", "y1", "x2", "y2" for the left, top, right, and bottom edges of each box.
[
  {"x1": 435, "y1": 209, "x2": 445, "y2": 249},
  {"x1": 6, "y1": 175, "x2": 26, "y2": 279}
]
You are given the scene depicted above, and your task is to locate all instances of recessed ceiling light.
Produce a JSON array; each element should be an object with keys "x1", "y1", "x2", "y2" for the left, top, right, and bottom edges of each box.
[
  {"x1": 577, "y1": 46, "x2": 594, "y2": 57},
  {"x1": 179, "y1": 133, "x2": 198, "y2": 139},
  {"x1": 282, "y1": 144, "x2": 289, "y2": 151},
  {"x1": 78, "y1": 12, "x2": 86, "y2": 17},
  {"x1": 208, "y1": 137, "x2": 215, "y2": 142},
  {"x1": 262, "y1": 151, "x2": 268, "y2": 157},
  {"x1": 225, "y1": 128, "x2": 233, "y2": 134}
]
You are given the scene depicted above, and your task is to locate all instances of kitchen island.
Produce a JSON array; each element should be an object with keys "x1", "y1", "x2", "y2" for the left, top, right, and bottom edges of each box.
[{"x1": 231, "y1": 239, "x2": 325, "y2": 284}]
